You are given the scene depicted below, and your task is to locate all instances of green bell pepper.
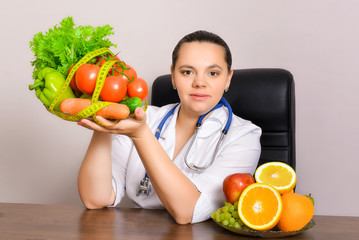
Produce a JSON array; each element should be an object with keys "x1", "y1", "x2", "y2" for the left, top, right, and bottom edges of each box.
[{"x1": 29, "y1": 67, "x2": 75, "y2": 111}]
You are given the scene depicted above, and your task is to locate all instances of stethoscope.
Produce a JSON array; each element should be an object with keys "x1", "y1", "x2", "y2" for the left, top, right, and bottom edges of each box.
[{"x1": 136, "y1": 97, "x2": 233, "y2": 196}]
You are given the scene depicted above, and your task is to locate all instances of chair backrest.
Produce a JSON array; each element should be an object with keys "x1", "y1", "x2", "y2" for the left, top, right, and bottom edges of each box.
[{"x1": 151, "y1": 68, "x2": 296, "y2": 170}]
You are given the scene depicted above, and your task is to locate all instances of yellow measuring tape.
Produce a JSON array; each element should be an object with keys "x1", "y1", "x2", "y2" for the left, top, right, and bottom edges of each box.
[{"x1": 47, "y1": 47, "x2": 147, "y2": 126}]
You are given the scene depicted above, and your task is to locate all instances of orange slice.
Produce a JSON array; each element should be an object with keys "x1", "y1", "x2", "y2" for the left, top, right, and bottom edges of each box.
[
  {"x1": 238, "y1": 183, "x2": 282, "y2": 231},
  {"x1": 255, "y1": 162, "x2": 296, "y2": 195}
]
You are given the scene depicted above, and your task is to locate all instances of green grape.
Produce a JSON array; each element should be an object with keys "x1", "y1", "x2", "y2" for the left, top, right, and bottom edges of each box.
[
  {"x1": 232, "y1": 211, "x2": 239, "y2": 219},
  {"x1": 233, "y1": 222, "x2": 240, "y2": 228},
  {"x1": 222, "y1": 219, "x2": 229, "y2": 226},
  {"x1": 233, "y1": 201, "x2": 238, "y2": 210},
  {"x1": 229, "y1": 217, "x2": 236, "y2": 225},
  {"x1": 239, "y1": 219, "x2": 245, "y2": 225},
  {"x1": 228, "y1": 204, "x2": 235, "y2": 213},
  {"x1": 224, "y1": 212, "x2": 231, "y2": 219},
  {"x1": 212, "y1": 212, "x2": 220, "y2": 223},
  {"x1": 242, "y1": 225, "x2": 252, "y2": 230},
  {"x1": 216, "y1": 211, "x2": 221, "y2": 220},
  {"x1": 222, "y1": 206, "x2": 229, "y2": 213}
]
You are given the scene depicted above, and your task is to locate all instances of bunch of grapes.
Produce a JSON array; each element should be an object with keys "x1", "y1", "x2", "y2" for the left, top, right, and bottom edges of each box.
[{"x1": 211, "y1": 201, "x2": 252, "y2": 230}]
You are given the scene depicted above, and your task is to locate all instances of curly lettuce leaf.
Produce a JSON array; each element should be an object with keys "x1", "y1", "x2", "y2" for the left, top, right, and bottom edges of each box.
[{"x1": 30, "y1": 17, "x2": 117, "y2": 79}]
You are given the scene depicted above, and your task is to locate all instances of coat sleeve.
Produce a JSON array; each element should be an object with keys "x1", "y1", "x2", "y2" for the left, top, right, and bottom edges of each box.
[{"x1": 110, "y1": 134, "x2": 133, "y2": 207}]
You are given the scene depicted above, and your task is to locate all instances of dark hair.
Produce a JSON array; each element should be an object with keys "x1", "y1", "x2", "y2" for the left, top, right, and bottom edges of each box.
[{"x1": 172, "y1": 30, "x2": 232, "y2": 72}]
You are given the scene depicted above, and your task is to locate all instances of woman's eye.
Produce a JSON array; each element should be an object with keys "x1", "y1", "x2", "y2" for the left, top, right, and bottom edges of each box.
[
  {"x1": 210, "y1": 71, "x2": 219, "y2": 76},
  {"x1": 182, "y1": 70, "x2": 192, "y2": 75}
]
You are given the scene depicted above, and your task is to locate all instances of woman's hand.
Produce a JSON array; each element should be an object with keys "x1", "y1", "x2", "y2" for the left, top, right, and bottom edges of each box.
[{"x1": 78, "y1": 107, "x2": 148, "y2": 139}]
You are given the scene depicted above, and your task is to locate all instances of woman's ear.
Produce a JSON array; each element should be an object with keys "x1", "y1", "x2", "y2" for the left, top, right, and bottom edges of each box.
[
  {"x1": 170, "y1": 65, "x2": 176, "y2": 89},
  {"x1": 225, "y1": 69, "x2": 234, "y2": 90}
]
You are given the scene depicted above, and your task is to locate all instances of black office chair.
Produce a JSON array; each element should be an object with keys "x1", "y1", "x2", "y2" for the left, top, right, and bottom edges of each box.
[{"x1": 151, "y1": 69, "x2": 296, "y2": 170}]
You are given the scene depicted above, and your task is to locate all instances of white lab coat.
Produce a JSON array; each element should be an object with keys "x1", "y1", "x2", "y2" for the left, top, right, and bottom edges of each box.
[{"x1": 111, "y1": 103, "x2": 261, "y2": 223}]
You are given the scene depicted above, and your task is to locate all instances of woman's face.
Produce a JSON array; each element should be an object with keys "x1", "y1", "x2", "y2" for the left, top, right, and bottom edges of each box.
[{"x1": 171, "y1": 41, "x2": 233, "y2": 117}]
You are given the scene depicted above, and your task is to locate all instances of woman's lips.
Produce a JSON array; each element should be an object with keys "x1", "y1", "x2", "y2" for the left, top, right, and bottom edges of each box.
[{"x1": 190, "y1": 93, "x2": 209, "y2": 100}]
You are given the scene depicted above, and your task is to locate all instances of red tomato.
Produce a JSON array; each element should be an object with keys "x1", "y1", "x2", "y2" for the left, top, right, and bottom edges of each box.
[
  {"x1": 112, "y1": 65, "x2": 137, "y2": 84},
  {"x1": 96, "y1": 57, "x2": 107, "y2": 67},
  {"x1": 111, "y1": 55, "x2": 121, "y2": 62},
  {"x1": 96, "y1": 54, "x2": 121, "y2": 67},
  {"x1": 68, "y1": 65, "x2": 81, "y2": 92},
  {"x1": 127, "y1": 78, "x2": 148, "y2": 100},
  {"x1": 100, "y1": 76, "x2": 128, "y2": 102},
  {"x1": 75, "y1": 64, "x2": 100, "y2": 95}
]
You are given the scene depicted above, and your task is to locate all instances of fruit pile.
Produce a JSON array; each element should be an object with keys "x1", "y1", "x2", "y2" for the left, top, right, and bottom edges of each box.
[{"x1": 212, "y1": 162, "x2": 314, "y2": 232}]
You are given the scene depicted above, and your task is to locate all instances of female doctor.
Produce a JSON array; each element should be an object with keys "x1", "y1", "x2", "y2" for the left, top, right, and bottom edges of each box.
[{"x1": 77, "y1": 30, "x2": 262, "y2": 224}]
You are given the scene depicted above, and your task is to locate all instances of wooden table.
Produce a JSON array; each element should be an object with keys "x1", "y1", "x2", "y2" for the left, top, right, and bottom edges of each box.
[{"x1": 0, "y1": 203, "x2": 358, "y2": 240}]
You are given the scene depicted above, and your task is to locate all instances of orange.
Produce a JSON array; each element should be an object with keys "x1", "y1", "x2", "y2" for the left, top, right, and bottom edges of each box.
[
  {"x1": 238, "y1": 183, "x2": 282, "y2": 231},
  {"x1": 255, "y1": 162, "x2": 296, "y2": 194},
  {"x1": 277, "y1": 192, "x2": 314, "y2": 231}
]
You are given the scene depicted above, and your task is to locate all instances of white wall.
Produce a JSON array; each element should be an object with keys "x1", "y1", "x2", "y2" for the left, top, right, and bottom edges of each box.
[{"x1": 1, "y1": 0, "x2": 358, "y2": 216}]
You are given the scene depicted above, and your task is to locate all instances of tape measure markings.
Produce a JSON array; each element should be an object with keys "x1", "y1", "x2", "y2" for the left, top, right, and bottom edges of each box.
[
  {"x1": 91, "y1": 60, "x2": 117, "y2": 104},
  {"x1": 75, "y1": 102, "x2": 113, "y2": 119},
  {"x1": 90, "y1": 60, "x2": 119, "y2": 126}
]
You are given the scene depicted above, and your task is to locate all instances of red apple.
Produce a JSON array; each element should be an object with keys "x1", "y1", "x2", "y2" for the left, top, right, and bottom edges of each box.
[{"x1": 222, "y1": 173, "x2": 255, "y2": 204}]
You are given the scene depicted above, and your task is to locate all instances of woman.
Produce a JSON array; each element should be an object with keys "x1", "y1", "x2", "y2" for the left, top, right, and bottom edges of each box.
[{"x1": 77, "y1": 30, "x2": 261, "y2": 224}]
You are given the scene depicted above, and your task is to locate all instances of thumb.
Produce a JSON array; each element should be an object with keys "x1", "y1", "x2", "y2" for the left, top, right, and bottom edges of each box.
[{"x1": 134, "y1": 107, "x2": 146, "y2": 122}]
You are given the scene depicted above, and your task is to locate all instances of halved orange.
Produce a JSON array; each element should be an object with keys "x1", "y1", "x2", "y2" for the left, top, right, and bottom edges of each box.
[
  {"x1": 238, "y1": 183, "x2": 282, "y2": 231},
  {"x1": 255, "y1": 162, "x2": 296, "y2": 195}
]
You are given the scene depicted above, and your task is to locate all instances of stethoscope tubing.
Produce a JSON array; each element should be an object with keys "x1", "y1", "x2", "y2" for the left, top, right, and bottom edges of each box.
[
  {"x1": 138, "y1": 97, "x2": 233, "y2": 195},
  {"x1": 184, "y1": 97, "x2": 232, "y2": 171}
]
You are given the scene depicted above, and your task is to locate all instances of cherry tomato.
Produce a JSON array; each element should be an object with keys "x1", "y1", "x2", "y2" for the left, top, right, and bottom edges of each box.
[
  {"x1": 127, "y1": 78, "x2": 148, "y2": 100},
  {"x1": 100, "y1": 76, "x2": 128, "y2": 102},
  {"x1": 75, "y1": 64, "x2": 100, "y2": 95},
  {"x1": 68, "y1": 65, "x2": 81, "y2": 92},
  {"x1": 112, "y1": 64, "x2": 137, "y2": 84}
]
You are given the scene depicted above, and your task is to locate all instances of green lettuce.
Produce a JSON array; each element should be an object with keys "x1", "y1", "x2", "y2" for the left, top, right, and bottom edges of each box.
[{"x1": 30, "y1": 16, "x2": 117, "y2": 79}]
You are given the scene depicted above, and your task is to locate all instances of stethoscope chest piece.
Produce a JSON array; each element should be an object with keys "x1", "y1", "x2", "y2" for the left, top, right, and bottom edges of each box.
[{"x1": 136, "y1": 177, "x2": 151, "y2": 196}]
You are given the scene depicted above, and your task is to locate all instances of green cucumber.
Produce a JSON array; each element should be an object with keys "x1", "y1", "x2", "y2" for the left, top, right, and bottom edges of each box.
[{"x1": 120, "y1": 97, "x2": 142, "y2": 113}]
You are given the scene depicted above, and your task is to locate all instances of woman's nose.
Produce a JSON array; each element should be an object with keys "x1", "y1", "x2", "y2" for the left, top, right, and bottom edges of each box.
[{"x1": 192, "y1": 73, "x2": 206, "y2": 88}]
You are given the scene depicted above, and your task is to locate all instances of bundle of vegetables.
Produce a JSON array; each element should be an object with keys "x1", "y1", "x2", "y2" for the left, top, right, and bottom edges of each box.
[{"x1": 28, "y1": 17, "x2": 148, "y2": 124}]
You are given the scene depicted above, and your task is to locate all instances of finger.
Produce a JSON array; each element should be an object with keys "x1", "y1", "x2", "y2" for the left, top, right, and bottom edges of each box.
[
  {"x1": 94, "y1": 116, "x2": 119, "y2": 127},
  {"x1": 77, "y1": 118, "x2": 110, "y2": 132},
  {"x1": 134, "y1": 107, "x2": 146, "y2": 122}
]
